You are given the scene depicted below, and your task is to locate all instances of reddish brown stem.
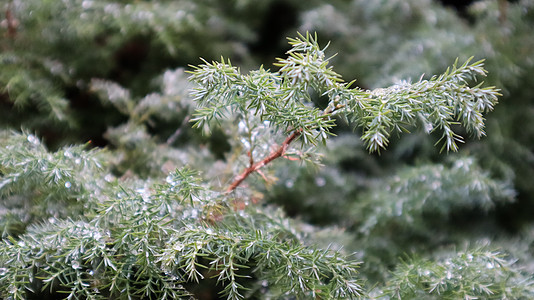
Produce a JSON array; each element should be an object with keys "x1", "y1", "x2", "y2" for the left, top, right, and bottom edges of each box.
[
  {"x1": 224, "y1": 102, "x2": 345, "y2": 193},
  {"x1": 225, "y1": 130, "x2": 301, "y2": 193}
]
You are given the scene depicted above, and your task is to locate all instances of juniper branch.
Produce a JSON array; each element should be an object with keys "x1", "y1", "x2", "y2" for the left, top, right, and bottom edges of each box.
[
  {"x1": 225, "y1": 101, "x2": 345, "y2": 193},
  {"x1": 190, "y1": 33, "x2": 499, "y2": 192}
]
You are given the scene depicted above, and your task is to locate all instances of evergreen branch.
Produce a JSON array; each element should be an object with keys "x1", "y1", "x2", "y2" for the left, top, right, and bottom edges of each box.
[
  {"x1": 0, "y1": 131, "x2": 105, "y2": 226},
  {"x1": 162, "y1": 167, "x2": 206, "y2": 205},
  {"x1": 190, "y1": 34, "x2": 499, "y2": 196},
  {"x1": 90, "y1": 79, "x2": 133, "y2": 115},
  {"x1": 352, "y1": 157, "x2": 515, "y2": 235},
  {"x1": 162, "y1": 221, "x2": 362, "y2": 300},
  {"x1": 0, "y1": 168, "x2": 362, "y2": 299},
  {"x1": 385, "y1": 247, "x2": 534, "y2": 299},
  {"x1": 330, "y1": 57, "x2": 501, "y2": 152},
  {"x1": 225, "y1": 101, "x2": 345, "y2": 193},
  {"x1": 275, "y1": 32, "x2": 342, "y2": 91},
  {"x1": 188, "y1": 54, "x2": 336, "y2": 146}
]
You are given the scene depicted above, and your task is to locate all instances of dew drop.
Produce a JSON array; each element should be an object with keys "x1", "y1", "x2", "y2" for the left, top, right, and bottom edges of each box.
[
  {"x1": 0, "y1": 268, "x2": 7, "y2": 275},
  {"x1": 92, "y1": 231, "x2": 102, "y2": 240},
  {"x1": 238, "y1": 120, "x2": 247, "y2": 133},
  {"x1": 240, "y1": 137, "x2": 251, "y2": 149},
  {"x1": 27, "y1": 134, "x2": 40, "y2": 145},
  {"x1": 104, "y1": 174, "x2": 114, "y2": 182},
  {"x1": 166, "y1": 175, "x2": 174, "y2": 185},
  {"x1": 136, "y1": 188, "x2": 150, "y2": 202},
  {"x1": 64, "y1": 181, "x2": 72, "y2": 188},
  {"x1": 173, "y1": 243, "x2": 184, "y2": 251},
  {"x1": 72, "y1": 261, "x2": 81, "y2": 270}
]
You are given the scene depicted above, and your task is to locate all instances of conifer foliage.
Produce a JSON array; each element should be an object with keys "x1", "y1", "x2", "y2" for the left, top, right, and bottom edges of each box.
[{"x1": 1, "y1": 0, "x2": 534, "y2": 299}]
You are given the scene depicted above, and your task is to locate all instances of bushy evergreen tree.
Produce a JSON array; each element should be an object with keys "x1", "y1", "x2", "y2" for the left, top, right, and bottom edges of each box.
[{"x1": 1, "y1": 0, "x2": 533, "y2": 299}]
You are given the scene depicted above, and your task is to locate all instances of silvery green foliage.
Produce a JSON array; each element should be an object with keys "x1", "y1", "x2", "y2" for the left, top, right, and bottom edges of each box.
[
  {"x1": 0, "y1": 131, "x2": 106, "y2": 236},
  {"x1": 354, "y1": 157, "x2": 515, "y2": 236},
  {"x1": 0, "y1": 157, "x2": 363, "y2": 299},
  {"x1": 342, "y1": 156, "x2": 518, "y2": 284},
  {"x1": 189, "y1": 33, "x2": 499, "y2": 156},
  {"x1": 2, "y1": 0, "x2": 532, "y2": 297},
  {"x1": 385, "y1": 247, "x2": 534, "y2": 299}
]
